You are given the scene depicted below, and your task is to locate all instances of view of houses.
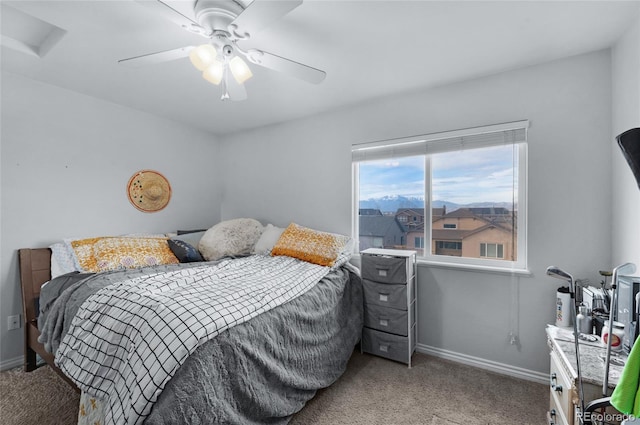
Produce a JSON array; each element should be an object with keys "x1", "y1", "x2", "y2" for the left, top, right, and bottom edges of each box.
[{"x1": 359, "y1": 206, "x2": 517, "y2": 261}]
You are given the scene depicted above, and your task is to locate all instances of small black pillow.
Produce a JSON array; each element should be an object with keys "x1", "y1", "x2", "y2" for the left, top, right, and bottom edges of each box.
[{"x1": 168, "y1": 239, "x2": 204, "y2": 263}]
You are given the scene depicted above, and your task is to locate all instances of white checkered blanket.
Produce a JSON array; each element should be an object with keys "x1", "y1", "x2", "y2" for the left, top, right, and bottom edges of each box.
[{"x1": 55, "y1": 255, "x2": 330, "y2": 425}]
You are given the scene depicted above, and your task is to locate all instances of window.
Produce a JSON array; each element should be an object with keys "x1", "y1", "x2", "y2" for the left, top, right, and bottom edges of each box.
[
  {"x1": 353, "y1": 121, "x2": 528, "y2": 270},
  {"x1": 480, "y1": 243, "x2": 504, "y2": 259},
  {"x1": 437, "y1": 241, "x2": 462, "y2": 250}
]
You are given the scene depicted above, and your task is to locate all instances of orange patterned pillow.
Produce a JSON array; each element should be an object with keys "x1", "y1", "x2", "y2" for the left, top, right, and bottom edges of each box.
[
  {"x1": 270, "y1": 223, "x2": 350, "y2": 267},
  {"x1": 93, "y1": 237, "x2": 178, "y2": 271},
  {"x1": 68, "y1": 237, "x2": 104, "y2": 272}
]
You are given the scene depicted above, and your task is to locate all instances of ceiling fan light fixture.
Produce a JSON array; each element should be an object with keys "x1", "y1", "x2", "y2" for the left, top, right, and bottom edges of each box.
[
  {"x1": 229, "y1": 56, "x2": 253, "y2": 84},
  {"x1": 189, "y1": 44, "x2": 218, "y2": 71},
  {"x1": 202, "y1": 60, "x2": 225, "y2": 85}
]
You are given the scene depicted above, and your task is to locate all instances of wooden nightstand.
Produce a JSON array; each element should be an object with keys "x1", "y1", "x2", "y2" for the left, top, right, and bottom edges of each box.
[{"x1": 360, "y1": 248, "x2": 417, "y2": 367}]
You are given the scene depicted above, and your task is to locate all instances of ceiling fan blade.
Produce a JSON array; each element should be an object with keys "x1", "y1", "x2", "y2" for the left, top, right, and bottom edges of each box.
[
  {"x1": 118, "y1": 46, "x2": 195, "y2": 67},
  {"x1": 135, "y1": 0, "x2": 208, "y2": 37},
  {"x1": 229, "y1": 0, "x2": 303, "y2": 38},
  {"x1": 223, "y1": 70, "x2": 248, "y2": 101},
  {"x1": 246, "y1": 49, "x2": 326, "y2": 84}
]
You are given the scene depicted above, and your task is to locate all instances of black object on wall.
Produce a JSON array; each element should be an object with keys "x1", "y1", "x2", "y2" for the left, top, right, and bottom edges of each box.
[{"x1": 617, "y1": 127, "x2": 640, "y2": 190}]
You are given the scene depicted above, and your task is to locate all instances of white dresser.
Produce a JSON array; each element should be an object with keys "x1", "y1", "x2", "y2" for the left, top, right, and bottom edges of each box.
[
  {"x1": 360, "y1": 248, "x2": 417, "y2": 367},
  {"x1": 546, "y1": 326, "x2": 627, "y2": 425}
]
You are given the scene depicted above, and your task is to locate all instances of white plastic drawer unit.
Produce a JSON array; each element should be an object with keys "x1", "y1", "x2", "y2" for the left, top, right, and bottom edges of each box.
[{"x1": 360, "y1": 248, "x2": 417, "y2": 367}]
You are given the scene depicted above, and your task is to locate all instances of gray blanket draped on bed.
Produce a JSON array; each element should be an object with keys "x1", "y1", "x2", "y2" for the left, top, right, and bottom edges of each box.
[{"x1": 38, "y1": 260, "x2": 363, "y2": 425}]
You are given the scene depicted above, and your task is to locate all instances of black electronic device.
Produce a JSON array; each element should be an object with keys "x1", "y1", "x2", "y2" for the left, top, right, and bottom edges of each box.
[
  {"x1": 617, "y1": 128, "x2": 640, "y2": 190},
  {"x1": 615, "y1": 275, "x2": 640, "y2": 353}
]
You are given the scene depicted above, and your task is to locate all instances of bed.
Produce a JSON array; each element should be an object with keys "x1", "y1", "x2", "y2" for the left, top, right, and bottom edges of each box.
[
  {"x1": 18, "y1": 222, "x2": 363, "y2": 425},
  {"x1": 19, "y1": 248, "x2": 80, "y2": 390}
]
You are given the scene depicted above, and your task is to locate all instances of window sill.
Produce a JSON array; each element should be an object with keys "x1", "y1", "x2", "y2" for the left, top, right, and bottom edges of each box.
[
  {"x1": 352, "y1": 253, "x2": 531, "y2": 276},
  {"x1": 417, "y1": 259, "x2": 531, "y2": 276}
]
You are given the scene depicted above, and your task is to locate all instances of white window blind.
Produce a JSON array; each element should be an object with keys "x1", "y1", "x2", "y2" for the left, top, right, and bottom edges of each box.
[{"x1": 352, "y1": 120, "x2": 529, "y2": 162}]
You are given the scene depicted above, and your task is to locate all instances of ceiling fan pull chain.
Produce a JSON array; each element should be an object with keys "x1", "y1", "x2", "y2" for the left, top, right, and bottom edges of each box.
[{"x1": 220, "y1": 68, "x2": 230, "y2": 101}]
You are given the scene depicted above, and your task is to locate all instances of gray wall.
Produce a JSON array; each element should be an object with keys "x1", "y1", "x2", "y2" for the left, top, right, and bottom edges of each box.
[
  {"x1": 1, "y1": 39, "x2": 635, "y2": 376},
  {"x1": 220, "y1": 50, "x2": 613, "y2": 375},
  {"x1": 611, "y1": 15, "x2": 640, "y2": 267},
  {"x1": 0, "y1": 72, "x2": 222, "y2": 365}
]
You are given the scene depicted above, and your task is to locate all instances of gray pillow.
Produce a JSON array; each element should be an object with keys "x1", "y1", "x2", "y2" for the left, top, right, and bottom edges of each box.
[{"x1": 199, "y1": 218, "x2": 264, "y2": 261}]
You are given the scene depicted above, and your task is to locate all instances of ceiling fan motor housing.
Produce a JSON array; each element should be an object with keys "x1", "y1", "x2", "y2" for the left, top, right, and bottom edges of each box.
[{"x1": 194, "y1": 0, "x2": 247, "y2": 32}]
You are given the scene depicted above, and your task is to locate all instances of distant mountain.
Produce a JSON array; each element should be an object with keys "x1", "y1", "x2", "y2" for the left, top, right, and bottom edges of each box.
[
  {"x1": 432, "y1": 200, "x2": 461, "y2": 210},
  {"x1": 462, "y1": 201, "x2": 517, "y2": 210},
  {"x1": 359, "y1": 196, "x2": 514, "y2": 214},
  {"x1": 359, "y1": 196, "x2": 424, "y2": 213}
]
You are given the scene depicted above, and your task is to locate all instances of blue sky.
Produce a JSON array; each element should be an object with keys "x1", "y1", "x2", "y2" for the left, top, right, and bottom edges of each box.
[{"x1": 359, "y1": 145, "x2": 518, "y2": 204}]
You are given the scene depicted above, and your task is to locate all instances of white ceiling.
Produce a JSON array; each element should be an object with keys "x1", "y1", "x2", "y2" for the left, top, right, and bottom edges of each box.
[{"x1": 2, "y1": 0, "x2": 639, "y2": 135}]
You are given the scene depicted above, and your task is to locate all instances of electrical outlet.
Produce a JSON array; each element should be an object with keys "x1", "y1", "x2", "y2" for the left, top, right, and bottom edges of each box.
[{"x1": 7, "y1": 314, "x2": 20, "y2": 330}]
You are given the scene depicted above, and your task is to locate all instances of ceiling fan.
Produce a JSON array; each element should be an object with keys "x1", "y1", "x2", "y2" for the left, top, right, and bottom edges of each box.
[{"x1": 119, "y1": 0, "x2": 326, "y2": 101}]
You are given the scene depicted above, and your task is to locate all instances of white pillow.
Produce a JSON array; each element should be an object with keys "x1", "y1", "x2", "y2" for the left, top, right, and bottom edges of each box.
[
  {"x1": 252, "y1": 224, "x2": 285, "y2": 254},
  {"x1": 199, "y1": 218, "x2": 264, "y2": 261},
  {"x1": 49, "y1": 254, "x2": 64, "y2": 280},
  {"x1": 49, "y1": 242, "x2": 80, "y2": 278}
]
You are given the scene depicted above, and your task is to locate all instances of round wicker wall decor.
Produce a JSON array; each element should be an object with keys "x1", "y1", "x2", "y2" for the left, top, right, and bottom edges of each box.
[{"x1": 127, "y1": 170, "x2": 171, "y2": 212}]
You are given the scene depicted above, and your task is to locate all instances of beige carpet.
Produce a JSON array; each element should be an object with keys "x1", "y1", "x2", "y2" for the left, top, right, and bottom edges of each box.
[
  {"x1": 0, "y1": 351, "x2": 547, "y2": 425},
  {"x1": 430, "y1": 416, "x2": 463, "y2": 425},
  {"x1": 290, "y1": 351, "x2": 547, "y2": 425},
  {"x1": 0, "y1": 364, "x2": 79, "y2": 425}
]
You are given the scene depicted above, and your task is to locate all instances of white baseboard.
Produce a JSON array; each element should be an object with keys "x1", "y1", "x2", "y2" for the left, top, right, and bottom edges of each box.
[
  {"x1": 416, "y1": 343, "x2": 548, "y2": 385},
  {"x1": 0, "y1": 356, "x2": 22, "y2": 372}
]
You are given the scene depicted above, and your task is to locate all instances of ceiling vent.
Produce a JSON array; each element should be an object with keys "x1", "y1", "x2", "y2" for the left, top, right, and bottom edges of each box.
[{"x1": 1, "y1": 3, "x2": 66, "y2": 58}]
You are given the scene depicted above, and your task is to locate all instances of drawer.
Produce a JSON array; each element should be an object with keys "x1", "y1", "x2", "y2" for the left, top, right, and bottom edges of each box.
[
  {"x1": 362, "y1": 254, "x2": 412, "y2": 284},
  {"x1": 362, "y1": 327, "x2": 414, "y2": 364},
  {"x1": 364, "y1": 303, "x2": 415, "y2": 336},
  {"x1": 549, "y1": 388, "x2": 570, "y2": 425},
  {"x1": 363, "y1": 279, "x2": 413, "y2": 310},
  {"x1": 549, "y1": 350, "x2": 574, "y2": 425}
]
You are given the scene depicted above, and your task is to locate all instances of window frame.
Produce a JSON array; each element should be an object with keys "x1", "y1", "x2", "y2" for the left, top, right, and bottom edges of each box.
[{"x1": 352, "y1": 121, "x2": 528, "y2": 273}]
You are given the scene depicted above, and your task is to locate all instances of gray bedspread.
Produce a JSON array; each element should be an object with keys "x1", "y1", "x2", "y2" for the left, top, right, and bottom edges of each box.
[{"x1": 38, "y1": 260, "x2": 363, "y2": 425}]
